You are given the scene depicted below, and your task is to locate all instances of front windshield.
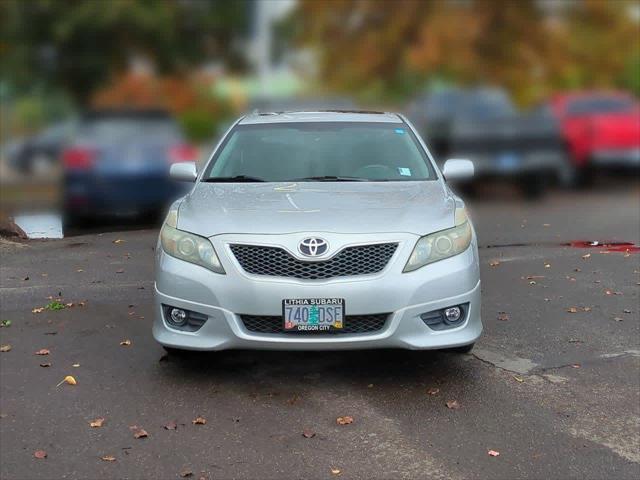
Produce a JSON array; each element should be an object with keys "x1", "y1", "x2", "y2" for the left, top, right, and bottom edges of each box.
[
  {"x1": 567, "y1": 96, "x2": 636, "y2": 115},
  {"x1": 203, "y1": 122, "x2": 436, "y2": 182}
]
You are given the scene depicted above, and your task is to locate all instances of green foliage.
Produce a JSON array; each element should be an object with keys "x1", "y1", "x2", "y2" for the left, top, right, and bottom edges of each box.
[
  {"x1": 45, "y1": 301, "x2": 66, "y2": 311},
  {"x1": 622, "y1": 54, "x2": 640, "y2": 97},
  {"x1": 179, "y1": 110, "x2": 218, "y2": 143},
  {"x1": 0, "y1": 0, "x2": 251, "y2": 104},
  {"x1": 12, "y1": 97, "x2": 46, "y2": 134}
]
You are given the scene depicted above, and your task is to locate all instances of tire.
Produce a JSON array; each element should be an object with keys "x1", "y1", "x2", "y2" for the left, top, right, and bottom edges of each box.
[
  {"x1": 448, "y1": 343, "x2": 475, "y2": 354},
  {"x1": 62, "y1": 211, "x2": 89, "y2": 234},
  {"x1": 574, "y1": 165, "x2": 595, "y2": 189},
  {"x1": 520, "y1": 174, "x2": 546, "y2": 200}
]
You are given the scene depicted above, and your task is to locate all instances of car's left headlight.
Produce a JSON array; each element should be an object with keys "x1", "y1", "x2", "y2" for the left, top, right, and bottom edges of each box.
[
  {"x1": 404, "y1": 208, "x2": 473, "y2": 272},
  {"x1": 160, "y1": 207, "x2": 225, "y2": 274}
]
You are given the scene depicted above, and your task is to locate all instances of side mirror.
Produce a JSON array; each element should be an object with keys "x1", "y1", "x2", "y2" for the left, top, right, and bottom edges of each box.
[
  {"x1": 170, "y1": 162, "x2": 197, "y2": 182},
  {"x1": 442, "y1": 159, "x2": 474, "y2": 181}
]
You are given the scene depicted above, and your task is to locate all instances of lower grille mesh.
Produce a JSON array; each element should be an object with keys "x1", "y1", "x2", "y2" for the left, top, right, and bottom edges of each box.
[{"x1": 240, "y1": 314, "x2": 389, "y2": 334}]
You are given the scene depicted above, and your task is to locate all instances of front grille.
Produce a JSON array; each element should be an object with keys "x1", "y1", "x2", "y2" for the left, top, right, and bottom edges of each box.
[
  {"x1": 240, "y1": 314, "x2": 390, "y2": 334},
  {"x1": 230, "y1": 243, "x2": 398, "y2": 280}
]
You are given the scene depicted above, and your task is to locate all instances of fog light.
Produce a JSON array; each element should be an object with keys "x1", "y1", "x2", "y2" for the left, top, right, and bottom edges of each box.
[
  {"x1": 170, "y1": 308, "x2": 187, "y2": 326},
  {"x1": 444, "y1": 307, "x2": 462, "y2": 323}
]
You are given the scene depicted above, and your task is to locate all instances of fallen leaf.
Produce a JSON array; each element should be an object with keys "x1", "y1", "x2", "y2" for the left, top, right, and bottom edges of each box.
[
  {"x1": 39, "y1": 363, "x2": 51, "y2": 368},
  {"x1": 164, "y1": 420, "x2": 178, "y2": 430},
  {"x1": 582, "y1": 254, "x2": 591, "y2": 259},
  {"x1": 101, "y1": 455, "x2": 116, "y2": 462},
  {"x1": 34, "y1": 450, "x2": 47, "y2": 459},
  {"x1": 544, "y1": 262, "x2": 551, "y2": 268},
  {"x1": 614, "y1": 317, "x2": 623, "y2": 322},
  {"x1": 76, "y1": 269, "x2": 84, "y2": 273},
  {"x1": 488, "y1": 450, "x2": 500, "y2": 457},
  {"x1": 90, "y1": 417, "x2": 105, "y2": 428},
  {"x1": 489, "y1": 260, "x2": 500, "y2": 267},
  {"x1": 445, "y1": 400, "x2": 460, "y2": 410},
  {"x1": 497, "y1": 312, "x2": 509, "y2": 321},
  {"x1": 133, "y1": 428, "x2": 148, "y2": 439},
  {"x1": 113, "y1": 239, "x2": 125, "y2": 244},
  {"x1": 513, "y1": 375, "x2": 524, "y2": 383},
  {"x1": 302, "y1": 429, "x2": 316, "y2": 438},
  {"x1": 572, "y1": 364, "x2": 581, "y2": 368},
  {"x1": 426, "y1": 387, "x2": 440, "y2": 396},
  {"x1": 336, "y1": 416, "x2": 354, "y2": 425},
  {"x1": 567, "y1": 307, "x2": 578, "y2": 313},
  {"x1": 56, "y1": 375, "x2": 77, "y2": 387},
  {"x1": 72, "y1": 363, "x2": 80, "y2": 367},
  {"x1": 119, "y1": 339, "x2": 131, "y2": 346},
  {"x1": 286, "y1": 395, "x2": 302, "y2": 405},
  {"x1": 116, "y1": 269, "x2": 124, "y2": 274},
  {"x1": 35, "y1": 349, "x2": 50, "y2": 356},
  {"x1": 32, "y1": 307, "x2": 45, "y2": 314},
  {"x1": 624, "y1": 309, "x2": 632, "y2": 314},
  {"x1": 330, "y1": 467, "x2": 342, "y2": 476},
  {"x1": 0, "y1": 345, "x2": 11, "y2": 352},
  {"x1": 529, "y1": 281, "x2": 537, "y2": 285},
  {"x1": 180, "y1": 470, "x2": 193, "y2": 478},
  {"x1": 192, "y1": 416, "x2": 206, "y2": 425}
]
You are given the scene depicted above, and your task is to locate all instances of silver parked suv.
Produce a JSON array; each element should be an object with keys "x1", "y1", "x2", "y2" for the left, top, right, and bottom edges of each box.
[{"x1": 153, "y1": 111, "x2": 481, "y2": 353}]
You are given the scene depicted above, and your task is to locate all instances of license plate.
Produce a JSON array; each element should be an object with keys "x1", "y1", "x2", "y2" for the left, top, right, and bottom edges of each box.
[
  {"x1": 283, "y1": 298, "x2": 345, "y2": 332},
  {"x1": 497, "y1": 152, "x2": 520, "y2": 170}
]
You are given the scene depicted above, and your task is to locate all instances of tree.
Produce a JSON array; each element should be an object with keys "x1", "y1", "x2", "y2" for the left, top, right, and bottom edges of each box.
[
  {"x1": 294, "y1": 0, "x2": 640, "y2": 105},
  {"x1": 0, "y1": 0, "x2": 251, "y2": 104}
]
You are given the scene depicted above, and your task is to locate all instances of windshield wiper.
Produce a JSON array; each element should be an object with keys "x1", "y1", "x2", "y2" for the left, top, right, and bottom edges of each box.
[
  {"x1": 203, "y1": 175, "x2": 266, "y2": 183},
  {"x1": 291, "y1": 175, "x2": 370, "y2": 182}
]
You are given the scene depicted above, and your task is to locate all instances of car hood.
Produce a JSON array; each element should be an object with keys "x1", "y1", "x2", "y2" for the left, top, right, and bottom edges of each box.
[{"x1": 177, "y1": 181, "x2": 455, "y2": 237}]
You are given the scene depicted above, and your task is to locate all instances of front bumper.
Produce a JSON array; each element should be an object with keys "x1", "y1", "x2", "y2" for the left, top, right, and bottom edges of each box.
[
  {"x1": 591, "y1": 148, "x2": 640, "y2": 168},
  {"x1": 153, "y1": 232, "x2": 482, "y2": 351}
]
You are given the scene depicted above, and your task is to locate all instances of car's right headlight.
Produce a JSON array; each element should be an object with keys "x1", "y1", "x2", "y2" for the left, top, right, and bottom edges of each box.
[
  {"x1": 160, "y1": 208, "x2": 225, "y2": 274},
  {"x1": 403, "y1": 208, "x2": 472, "y2": 272}
]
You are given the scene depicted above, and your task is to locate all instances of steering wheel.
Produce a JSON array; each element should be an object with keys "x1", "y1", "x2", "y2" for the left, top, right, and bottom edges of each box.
[{"x1": 353, "y1": 164, "x2": 397, "y2": 179}]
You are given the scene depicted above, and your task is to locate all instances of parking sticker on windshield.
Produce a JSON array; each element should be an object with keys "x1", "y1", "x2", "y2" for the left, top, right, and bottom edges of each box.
[
  {"x1": 394, "y1": 128, "x2": 406, "y2": 134},
  {"x1": 398, "y1": 167, "x2": 412, "y2": 176}
]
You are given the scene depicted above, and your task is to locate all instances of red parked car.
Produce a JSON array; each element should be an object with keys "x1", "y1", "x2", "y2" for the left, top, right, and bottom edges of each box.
[{"x1": 547, "y1": 91, "x2": 640, "y2": 185}]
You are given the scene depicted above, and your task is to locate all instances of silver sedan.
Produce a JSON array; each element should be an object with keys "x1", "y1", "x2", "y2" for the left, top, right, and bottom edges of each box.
[{"x1": 153, "y1": 111, "x2": 481, "y2": 353}]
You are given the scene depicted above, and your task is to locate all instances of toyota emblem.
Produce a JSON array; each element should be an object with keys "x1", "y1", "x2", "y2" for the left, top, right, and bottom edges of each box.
[{"x1": 298, "y1": 237, "x2": 329, "y2": 257}]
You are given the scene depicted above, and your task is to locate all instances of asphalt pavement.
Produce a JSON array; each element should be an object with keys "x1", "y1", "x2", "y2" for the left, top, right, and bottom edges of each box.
[{"x1": 1, "y1": 185, "x2": 639, "y2": 480}]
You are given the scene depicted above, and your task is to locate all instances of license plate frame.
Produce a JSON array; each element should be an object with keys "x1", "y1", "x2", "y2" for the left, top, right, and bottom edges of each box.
[{"x1": 282, "y1": 298, "x2": 345, "y2": 333}]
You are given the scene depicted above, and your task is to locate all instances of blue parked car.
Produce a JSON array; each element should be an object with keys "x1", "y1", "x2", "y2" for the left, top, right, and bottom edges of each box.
[{"x1": 62, "y1": 109, "x2": 198, "y2": 227}]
